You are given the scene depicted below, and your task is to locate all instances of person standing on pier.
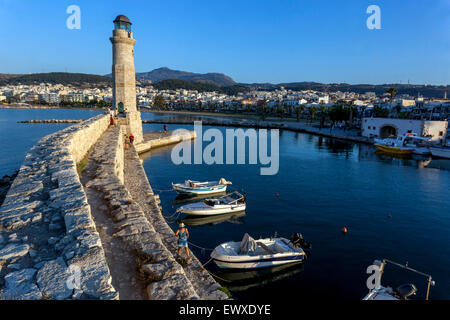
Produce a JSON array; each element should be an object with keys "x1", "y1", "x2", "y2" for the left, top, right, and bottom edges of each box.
[{"x1": 176, "y1": 223, "x2": 190, "y2": 262}]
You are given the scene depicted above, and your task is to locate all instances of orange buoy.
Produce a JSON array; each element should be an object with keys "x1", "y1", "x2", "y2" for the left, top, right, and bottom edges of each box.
[{"x1": 342, "y1": 227, "x2": 348, "y2": 234}]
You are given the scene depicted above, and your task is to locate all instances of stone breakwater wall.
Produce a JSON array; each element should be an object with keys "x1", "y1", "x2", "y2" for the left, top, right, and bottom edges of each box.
[
  {"x1": 0, "y1": 114, "x2": 118, "y2": 300},
  {"x1": 87, "y1": 126, "x2": 205, "y2": 300}
]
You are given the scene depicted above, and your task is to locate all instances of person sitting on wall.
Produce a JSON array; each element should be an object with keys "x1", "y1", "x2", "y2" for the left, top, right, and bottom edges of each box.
[{"x1": 129, "y1": 134, "x2": 135, "y2": 146}]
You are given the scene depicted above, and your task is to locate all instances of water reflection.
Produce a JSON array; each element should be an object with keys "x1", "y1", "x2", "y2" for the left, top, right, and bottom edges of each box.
[
  {"x1": 317, "y1": 137, "x2": 354, "y2": 156},
  {"x1": 212, "y1": 263, "x2": 305, "y2": 293}
]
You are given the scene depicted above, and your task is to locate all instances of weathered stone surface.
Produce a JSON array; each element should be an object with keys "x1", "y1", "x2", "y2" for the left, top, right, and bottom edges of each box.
[
  {"x1": 146, "y1": 273, "x2": 199, "y2": 300},
  {"x1": 6, "y1": 181, "x2": 43, "y2": 197},
  {"x1": 0, "y1": 268, "x2": 42, "y2": 300},
  {"x1": 0, "y1": 243, "x2": 30, "y2": 261},
  {"x1": 36, "y1": 257, "x2": 73, "y2": 300},
  {"x1": 141, "y1": 260, "x2": 184, "y2": 281},
  {"x1": 64, "y1": 207, "x2": 95, "y2": 232},
  {"x1": 70, "y1": 248, "x2": 115, "y2": 299}
]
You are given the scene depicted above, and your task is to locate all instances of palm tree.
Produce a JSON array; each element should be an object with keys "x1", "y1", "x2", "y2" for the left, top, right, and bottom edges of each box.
[
  {"x1": 387, "y1": 88, "x2": 398, "y2": 117},
  {"x1": 310, "y1": 106, "x2": 317, "y2": 124},
  {"x1": 295, "y1": 106, "x2": 301, "y2": 122}
]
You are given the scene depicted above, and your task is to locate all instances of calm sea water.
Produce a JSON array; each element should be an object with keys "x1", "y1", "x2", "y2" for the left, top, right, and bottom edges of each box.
[
  {"x1": 141, "y1": 121, "x2": 450, "y2": 301},
  {"x1": 0, "y1": 108, "x2": 102, "y2": 177},
  {"x1": 1, "y1": 109, "x2": 449, "y2": 300}
]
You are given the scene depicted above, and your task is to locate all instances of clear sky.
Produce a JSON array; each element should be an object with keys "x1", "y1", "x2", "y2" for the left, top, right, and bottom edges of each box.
[{"x1": 0, "y1": 0, "x2": 449, "y2": 85}]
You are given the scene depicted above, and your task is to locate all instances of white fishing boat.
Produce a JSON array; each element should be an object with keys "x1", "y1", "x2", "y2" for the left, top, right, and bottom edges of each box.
[
  {"x1": 429, "y1": 145, "x2": 450, "y2": 159},
  {"x1": 172, "y1": 178, "x2": 232, "y2": 195},
  {"x1": 177, "y1": 191, "x2": 246, "y2": 216},
  {"x1": 363, "y1": 259, "x2": 435, "y2": 301},
  {"x1": 210, "y1": 233, "x2": 307, "y2": 269}
]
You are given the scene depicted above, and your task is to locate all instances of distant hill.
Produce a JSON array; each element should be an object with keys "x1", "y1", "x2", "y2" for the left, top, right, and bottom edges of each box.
[
  {"x1": 0, "y1": 73, "x2": 112, "y2": 87},
  {"x1": 153, "y1": 79, "x2": 249, "y2": 96},
  {"x1": 134, "y1": 67, "x2": 237, "y2": 87}
]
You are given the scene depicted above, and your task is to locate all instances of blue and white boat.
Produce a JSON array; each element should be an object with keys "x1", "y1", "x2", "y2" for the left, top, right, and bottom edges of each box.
[
  {"x1": 172, "y1": 178, "x2": 232, "y2": 195},
  {"x1": 211, "y1": 234, "x2": 306, "y2": 269},
  {"x1": 177, "y1": 192, "x2": 246, "y2": 216}
]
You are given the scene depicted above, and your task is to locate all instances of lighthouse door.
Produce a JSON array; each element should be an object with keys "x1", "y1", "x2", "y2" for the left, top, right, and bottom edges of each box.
[{"x1": 118, "y1": 102, "x2": 125, "y2": 114}]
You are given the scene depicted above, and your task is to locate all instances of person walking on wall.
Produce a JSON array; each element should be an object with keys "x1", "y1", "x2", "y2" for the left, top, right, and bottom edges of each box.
[{"x1": 175, "y1": 223, "x2": 190, "y2": 262}]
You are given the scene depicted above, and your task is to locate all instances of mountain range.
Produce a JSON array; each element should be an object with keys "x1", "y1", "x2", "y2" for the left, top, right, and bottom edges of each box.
[{"x1": 134, "y1": 67, "x2": 236, "y2": 87}]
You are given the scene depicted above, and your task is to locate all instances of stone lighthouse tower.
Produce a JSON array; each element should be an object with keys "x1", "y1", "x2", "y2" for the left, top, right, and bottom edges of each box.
[{"x1": 110, "y1": 15, "x2": 143, "y2": 143}]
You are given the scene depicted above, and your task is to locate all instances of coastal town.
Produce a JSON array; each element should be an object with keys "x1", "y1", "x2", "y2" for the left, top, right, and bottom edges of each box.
[{"x1": 1, "y1": 82, "x2": 449, "y2": 121}]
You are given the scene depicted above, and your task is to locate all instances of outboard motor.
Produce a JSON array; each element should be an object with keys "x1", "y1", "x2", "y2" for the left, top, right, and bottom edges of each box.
[
  {"x1": 395, "y1": 284, "x2": 417, "y2": 300},
  {"x1": 290, "y1": 233, "x2": 312, "y2": 250}
]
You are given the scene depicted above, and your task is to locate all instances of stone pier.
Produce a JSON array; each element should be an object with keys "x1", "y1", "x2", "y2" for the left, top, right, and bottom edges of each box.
[{"x1": 0, "y1": 115, "x2": 227, "y2": 300}]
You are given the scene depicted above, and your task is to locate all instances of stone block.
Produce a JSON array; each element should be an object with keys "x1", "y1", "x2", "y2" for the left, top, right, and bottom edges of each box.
[{"x1": 36, "y1": 257, "x2": 73, "y2": 300}]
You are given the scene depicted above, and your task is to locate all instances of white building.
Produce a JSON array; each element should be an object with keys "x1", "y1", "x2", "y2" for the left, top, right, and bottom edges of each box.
[{"x1": 362, "y1": 118, "x2": 448, "y2": 142}]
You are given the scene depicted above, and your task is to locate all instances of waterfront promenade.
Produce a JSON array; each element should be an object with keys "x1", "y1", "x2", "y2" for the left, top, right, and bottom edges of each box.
[{"x1": 142, "y1": 117, "x2": 372, "y2": 145}]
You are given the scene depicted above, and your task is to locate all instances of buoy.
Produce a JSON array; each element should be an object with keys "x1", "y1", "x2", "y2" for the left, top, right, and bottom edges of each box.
[
  {"x1": 276, "y1": 193, "x2": 280, "y2": 197},
  {"x1": 342, "y1": 227, "x2": 348, "y2": 234},
  {"x1": 388, "y1": 214, "x2": 392, "y2": 218}
]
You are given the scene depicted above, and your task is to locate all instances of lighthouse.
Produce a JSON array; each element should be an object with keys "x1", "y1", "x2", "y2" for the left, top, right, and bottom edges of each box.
[{"x1": 110, "y1": 15, "x2": 143, "y2": 143}]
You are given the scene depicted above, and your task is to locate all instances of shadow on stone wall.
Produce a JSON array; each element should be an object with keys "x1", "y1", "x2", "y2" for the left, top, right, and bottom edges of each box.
[{"x1": 0, "y1": 172, "x2": 18, "y2": 207}]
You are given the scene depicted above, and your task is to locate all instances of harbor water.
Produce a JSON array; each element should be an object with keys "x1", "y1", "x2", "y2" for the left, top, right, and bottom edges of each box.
[{"x1": 141, "y1": 120, "x2": 450, "y2": 301}]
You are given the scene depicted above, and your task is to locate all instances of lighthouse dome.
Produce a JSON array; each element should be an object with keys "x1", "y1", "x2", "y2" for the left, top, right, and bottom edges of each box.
[{"x1": 114, "y1": 15, "x2": 132, "y2": 32}]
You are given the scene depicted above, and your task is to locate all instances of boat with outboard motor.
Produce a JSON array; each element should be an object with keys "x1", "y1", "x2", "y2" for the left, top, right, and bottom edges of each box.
[
  {"x1": 172, "y1": 178, "x2": 232, "y2": 195},
  {"x1": 210, "y1": 233, "x2": 310, "y2": 269},
  {"x1": 180, "y1": 211, "x2": 246, "y2": 226},
  {"x1": 177, "y1": 191, "x2": 246, "y2": 216},
  {"x1": 363, "y1": 259, "x2": 435, "y2": 300}
]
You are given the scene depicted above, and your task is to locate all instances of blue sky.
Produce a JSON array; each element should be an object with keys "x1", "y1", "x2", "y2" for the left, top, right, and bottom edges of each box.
[{"x1": 0, "y1": 0, "x2": 449, "y2": 85}]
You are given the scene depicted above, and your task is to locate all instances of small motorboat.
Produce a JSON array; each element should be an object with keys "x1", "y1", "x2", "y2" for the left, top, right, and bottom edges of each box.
[
  {"x1": 172, "y1": 178, "x2": 232, "y2": 195},
  {"x1": 210, "y1": 233, "x2": 307, "y2": 269},
  {"x1": 177, "y1": 191, "x2": 246, "y2": 216},
  {"x1": 363, "y1": 259, "x2": 435, "y2": 301},
  {"x1": 180, "y1": 211, "x2": 246, "y2": 227},
  {"x1": 374, "y1": 135, "x2": 415, "y2": 155}
]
